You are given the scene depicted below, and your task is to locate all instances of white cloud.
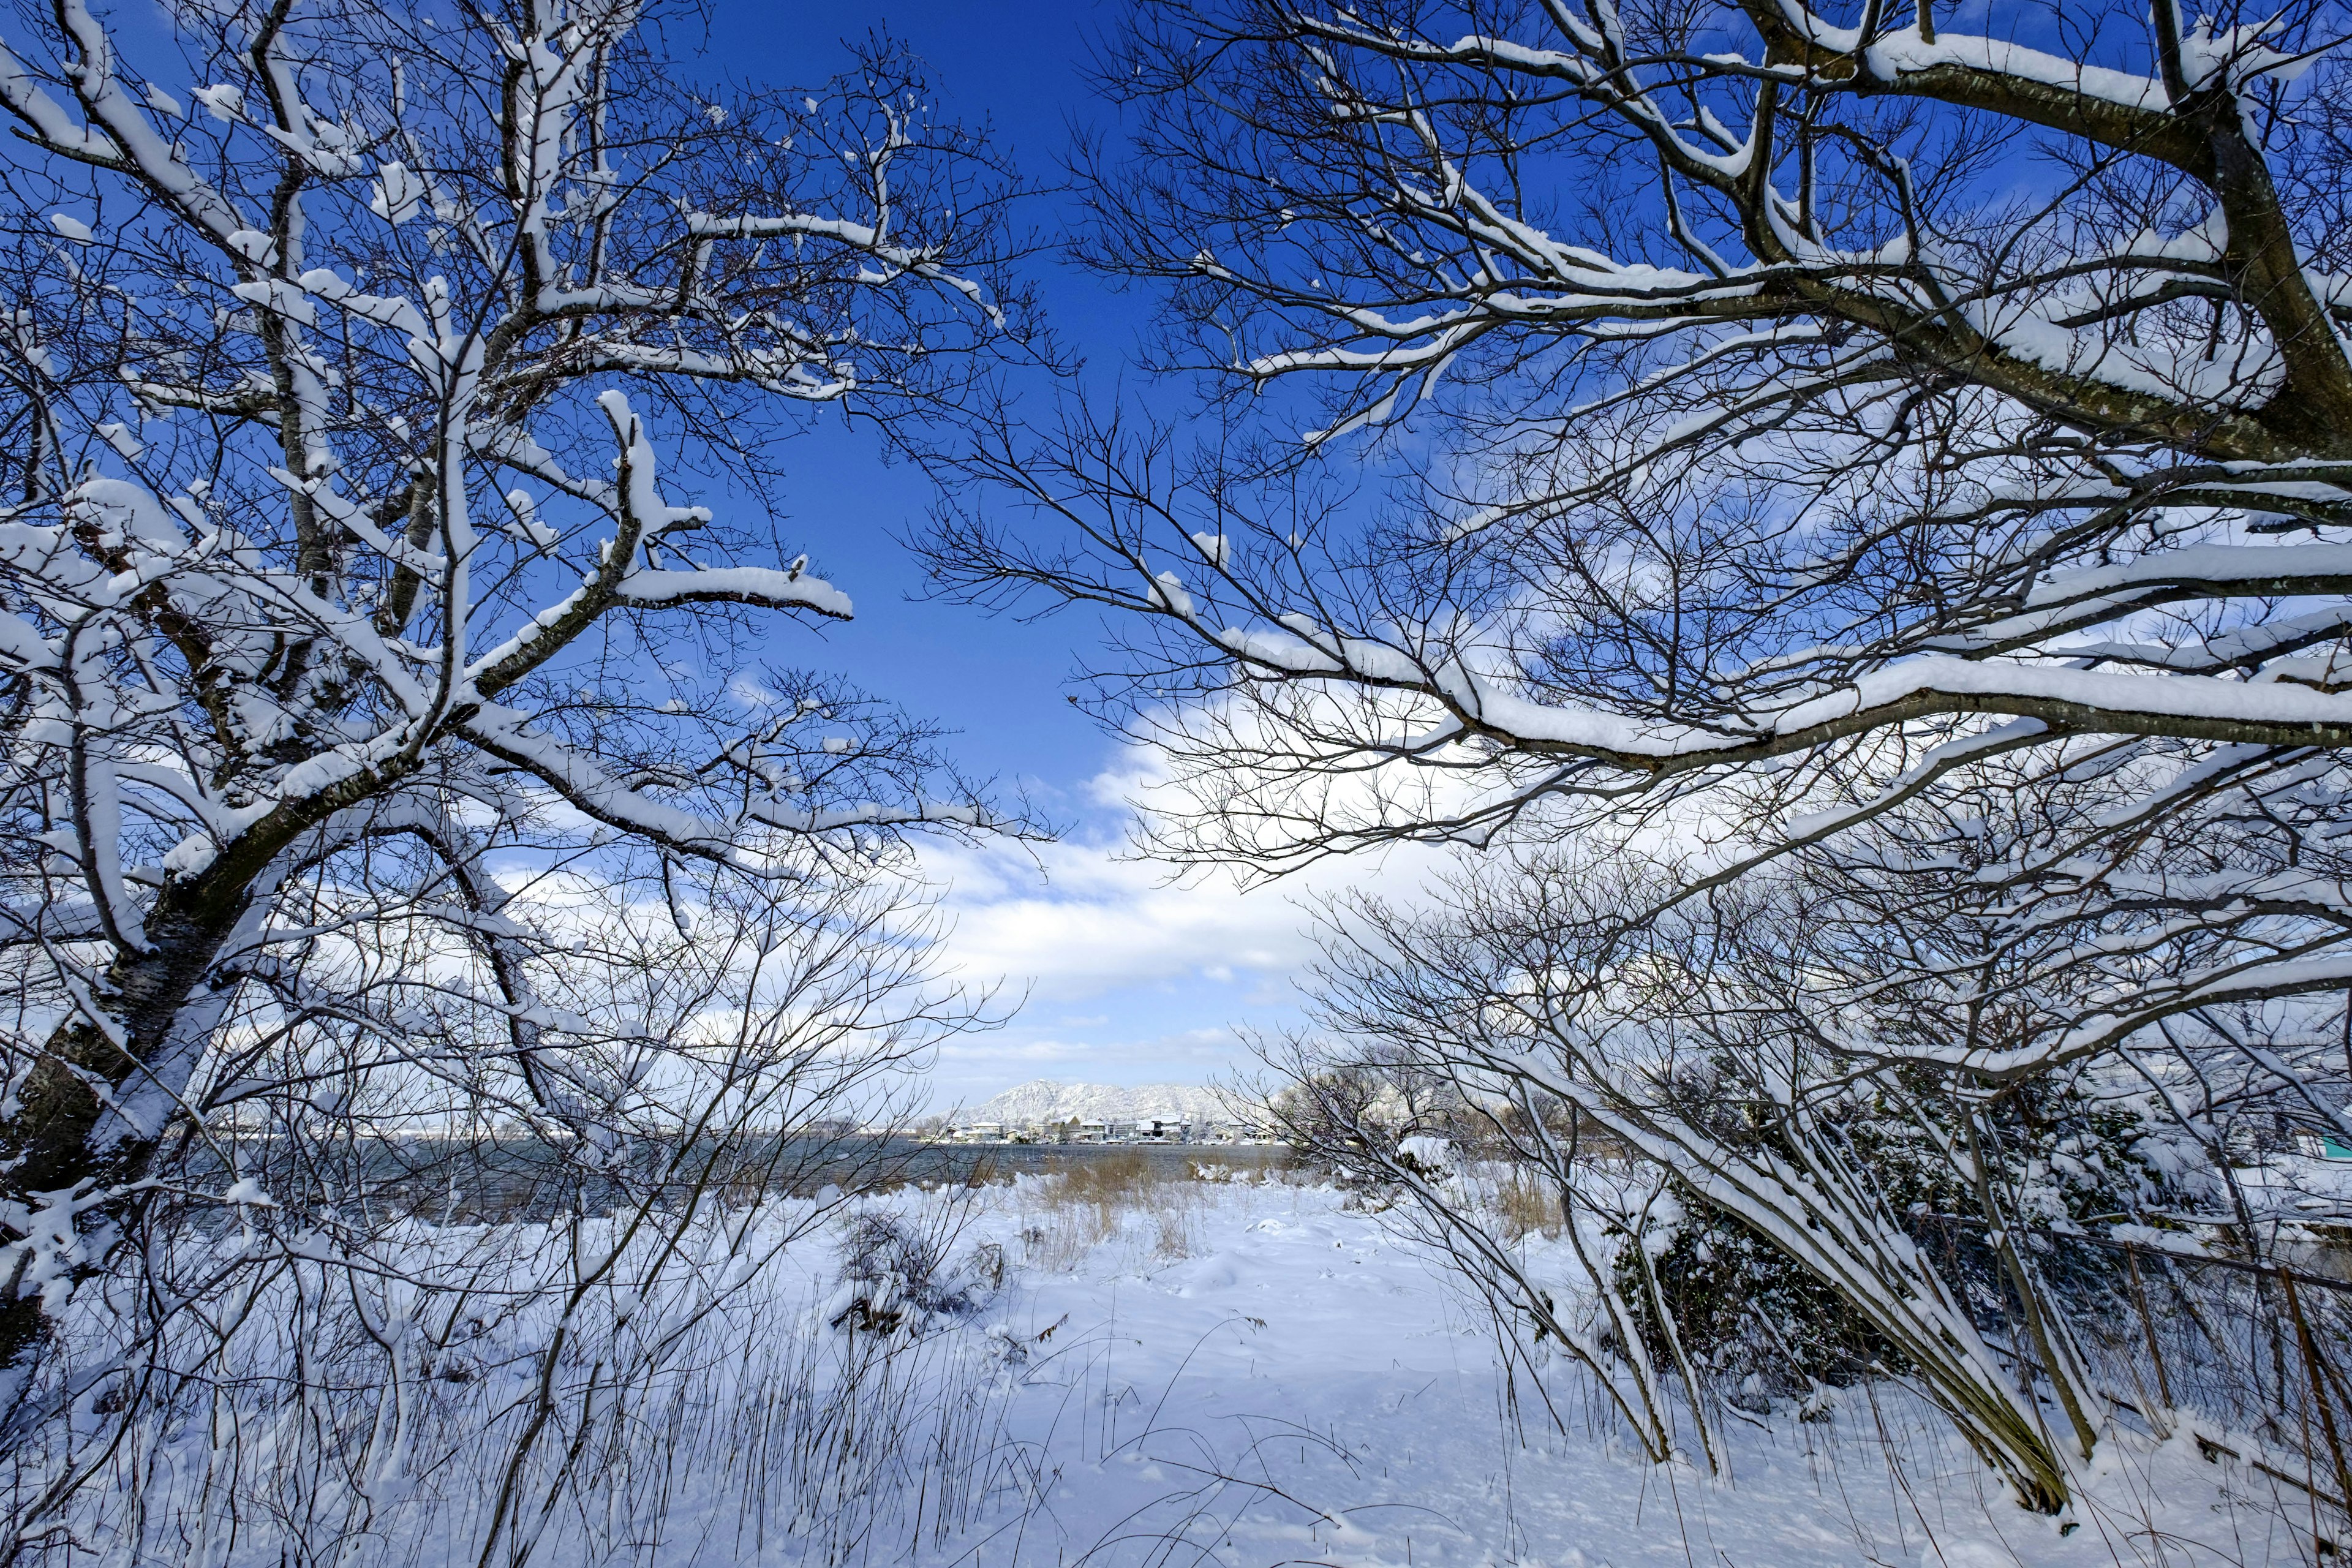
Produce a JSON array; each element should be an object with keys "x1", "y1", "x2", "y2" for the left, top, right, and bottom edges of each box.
[
  {"x1": 907, "y1": 742, "x2": 1449, "y2": 1102},
  {"x1": 919, "y1": 835, "x2": 1319, "y2": 1003}
]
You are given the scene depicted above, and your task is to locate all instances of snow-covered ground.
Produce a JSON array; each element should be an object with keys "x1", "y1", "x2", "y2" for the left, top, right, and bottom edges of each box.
[
  {"x1": 897, "y1": 1175, "x2": 2317, "y2": 1568},
  {"x1": 40, "y1": 1171, "x2": 2331, "y2": 1568}
]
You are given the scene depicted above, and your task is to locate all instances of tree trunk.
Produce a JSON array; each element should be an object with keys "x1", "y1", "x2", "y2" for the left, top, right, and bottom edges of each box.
[{"x1": 0, "y1": 904, "x2": 255, "y2": 1378}]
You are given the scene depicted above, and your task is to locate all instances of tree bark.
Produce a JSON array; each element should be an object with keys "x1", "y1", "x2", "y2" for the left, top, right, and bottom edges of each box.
[{"x1": 0, "y1": 902, "x2": 254, "y2": 1378}]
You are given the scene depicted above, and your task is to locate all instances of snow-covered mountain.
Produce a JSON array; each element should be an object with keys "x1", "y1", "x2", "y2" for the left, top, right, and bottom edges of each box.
[{"x1": 967, "y1": 1080, "x2": 1233, "y2": 1126}]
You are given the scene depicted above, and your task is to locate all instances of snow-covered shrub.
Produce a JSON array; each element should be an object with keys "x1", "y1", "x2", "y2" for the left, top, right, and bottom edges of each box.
[
  {"x1": 829, "y1": 1208, "x2": 994, "y2": 1334},
  {"x1": 1392, "y1": 1134, "x2": 1455, "y2": 1182},
  {"x1": 1262, "y1": 833, "x2": 2305, "y2": 1512},
  {"x1": 1619, "y1": 1204, "x2": 1897, "y2": 1398},
  {"x1": 1618, "y1": 1060, "x2": 2200, "y2": 1395}
]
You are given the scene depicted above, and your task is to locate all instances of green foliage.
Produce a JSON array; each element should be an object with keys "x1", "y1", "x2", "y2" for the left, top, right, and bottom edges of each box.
[{"x1": 1619, "y1": 1061, "x2": 2199, "y2": 1396}]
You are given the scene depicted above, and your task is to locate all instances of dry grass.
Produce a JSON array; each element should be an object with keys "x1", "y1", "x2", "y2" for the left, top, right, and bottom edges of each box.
[
  {"x1": 1012, "y1": 1154, "x2": 1274, "y2": 1272},
  {"x1": 1492, "y1": 1169, "x2": 1564, "y2": 1242},
  {"x1": 1047, "y1": 1149, "x2": 1162, "y2": 1207}
]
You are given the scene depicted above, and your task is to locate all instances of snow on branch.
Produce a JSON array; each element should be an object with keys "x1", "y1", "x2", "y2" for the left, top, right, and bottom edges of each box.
[{"x1": 0, "y1": 0, "x2": 1030, "y2": 1388}]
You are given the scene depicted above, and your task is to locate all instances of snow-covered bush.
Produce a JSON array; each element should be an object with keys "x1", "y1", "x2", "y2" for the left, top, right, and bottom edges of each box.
[
  {"x1": 1619, "y1": 1062, "x2": 2198, "y2": 1398},
  {"x1": 829, "y1": 1208, "x2": 994, "y2": 1335},
  {"x1": 1272, "y1": 813, "x2": 2304, "y2": 1512},
  {"x1": 1624, "y1": 1204, "x2": 1893, "y2": 1398}
]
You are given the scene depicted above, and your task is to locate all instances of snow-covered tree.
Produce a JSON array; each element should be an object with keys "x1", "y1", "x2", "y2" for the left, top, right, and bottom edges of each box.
[
  {"x1": 926, "y1": 0, "x2": 2352, "y2": 1071},
  {"x1": 0, "y1": 0, "x2": 1034, "y2": 1400},
  {"x1": 922, "y1": 9, "x2": 2352, "y2": 1494}
]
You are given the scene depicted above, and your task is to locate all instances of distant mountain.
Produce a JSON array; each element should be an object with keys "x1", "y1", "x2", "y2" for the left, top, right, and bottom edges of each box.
[{"x1": 967, "y1": 1079, "x2": 1235, "y2": 1127}]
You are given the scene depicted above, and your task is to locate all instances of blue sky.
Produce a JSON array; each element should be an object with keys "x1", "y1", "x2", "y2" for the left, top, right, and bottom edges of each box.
[
  {"x1": 724, "y1": 409, "x2": 1110, "y2": 801},
  {"x1": 712, "y1": 0, "x2": 1138, "y2": 786},
  {"x1": 707, "y1": 0, "x2": 1331, "y2": 1107}
]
